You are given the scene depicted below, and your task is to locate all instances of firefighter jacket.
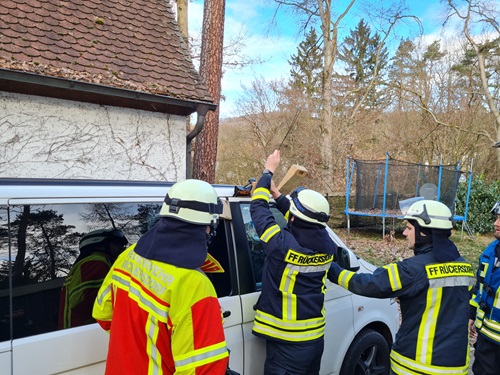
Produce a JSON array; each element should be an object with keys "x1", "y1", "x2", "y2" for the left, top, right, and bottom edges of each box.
[
  {"x1": 58, "y1": 251, "x2": 113, "y2": 329},
  {"x1": 329, "y1": 244, "x2": 474, "y2": 375},
  {"x1": 93, "y1": 239, "x2": 229, "y2": 375},
  {"x1": 470, "y1": 239, "x2": 500, "y2": 345},
  {"x1": 250, "y1": 174, "x2": 337, "y2": 343}
]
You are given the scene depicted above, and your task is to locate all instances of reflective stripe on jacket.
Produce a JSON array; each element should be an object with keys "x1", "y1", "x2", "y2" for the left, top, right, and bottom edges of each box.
[
  {"x1": 58, "y1": 252, "x2": 113, "y2": 329},
  {"x1": 250, "y1": 176, "x2": 335, "y2": 343},
  {"x1": 471, "y1": 239, "x2": 500, "y2": 344},
  {"x1": 93, "y1": 244, "x2": 229, "y2": 375},
  {"x1": 332, "y1": 245, "x2": 473, "y2": 375}
]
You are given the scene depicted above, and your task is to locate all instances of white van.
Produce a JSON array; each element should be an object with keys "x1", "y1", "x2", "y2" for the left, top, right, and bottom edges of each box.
[{"x1": 0, "y1": 178, "x2": 399, "y2": 375}]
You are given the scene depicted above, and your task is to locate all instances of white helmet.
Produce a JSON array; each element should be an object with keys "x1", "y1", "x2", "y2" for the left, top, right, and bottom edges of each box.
[
  {"x1": 490, "y1": 202, "x2": 500, "y2": 216},
  {"x1": 159, "y1": 179, "x2": 222, "y2": 226},
  {"x1": 289, "y1": 187, "x2": 330, "y2": 226},
  {"x1": 403, "y1": 200, "x2": 453, "y2": 230}
]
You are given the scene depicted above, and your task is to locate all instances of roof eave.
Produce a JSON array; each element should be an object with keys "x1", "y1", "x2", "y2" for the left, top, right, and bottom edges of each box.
[{"x1": 0, "y1": 68, "x2": 216, "y2": 116}]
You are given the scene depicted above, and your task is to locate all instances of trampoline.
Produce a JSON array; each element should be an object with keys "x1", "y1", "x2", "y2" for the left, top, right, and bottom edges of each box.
[{"x1": 344, "y1": 153, "x2": 472, "y2": 237}]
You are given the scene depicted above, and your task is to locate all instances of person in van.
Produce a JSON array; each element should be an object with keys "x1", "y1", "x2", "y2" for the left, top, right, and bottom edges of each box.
[
  {"x1": 58, "y1": 228, "x2": 128, "y2": 329},
  {"x1": 92, "y1": 179, "x2": 229, "y2": 374},
  {"x1": 329, "y1": 199, "x2": 474, "y2": 375},
  {"x1": 250, "y1": 149, "x2": 338, "y2": 375}
]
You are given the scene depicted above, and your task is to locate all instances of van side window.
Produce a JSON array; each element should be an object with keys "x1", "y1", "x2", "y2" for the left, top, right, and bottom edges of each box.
[
  {"x1": 0, "y1": 202, "x2": 161, "y2": 341},
  {"x1": 239, "y1": 203, "x2": 287, "y2": 291}
]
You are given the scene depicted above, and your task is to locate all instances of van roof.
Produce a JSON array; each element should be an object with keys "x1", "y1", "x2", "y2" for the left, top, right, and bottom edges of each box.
[{"x1": 0, "y1": 178, "x2": 236, "y2": 204}]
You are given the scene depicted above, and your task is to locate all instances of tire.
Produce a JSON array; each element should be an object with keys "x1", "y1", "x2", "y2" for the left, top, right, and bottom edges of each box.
[{"x1": 339, "y1": 328, "x2": 391, "y2": 375}]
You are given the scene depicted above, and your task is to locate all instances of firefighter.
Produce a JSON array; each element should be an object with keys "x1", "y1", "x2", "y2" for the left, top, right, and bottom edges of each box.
[
  {"x1": 58, "y1": 228, "x2": 128, "y2": 329},
  {"x1": 329, "y1": 199, "x2": 474, "y2": 375},
  {"x1": 251, "y1": 150, "x2": 338, "y2": 375},
  {"x1": 93, "y1": 179, "x2": 229, "y2": 375},
  {"x1": 469, "y1": 201, "x2": 500, "y2": 375}
]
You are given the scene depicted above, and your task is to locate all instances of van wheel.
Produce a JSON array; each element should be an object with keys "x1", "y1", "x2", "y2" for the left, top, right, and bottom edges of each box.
[{"x1": 339, "y1": 329, "x2": 390, "y2": 375}]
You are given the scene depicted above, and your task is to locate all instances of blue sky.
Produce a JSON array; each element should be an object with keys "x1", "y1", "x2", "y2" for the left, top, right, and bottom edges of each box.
[{"x1": 187, "y1": 0, "x2": 456, "y2": 118}]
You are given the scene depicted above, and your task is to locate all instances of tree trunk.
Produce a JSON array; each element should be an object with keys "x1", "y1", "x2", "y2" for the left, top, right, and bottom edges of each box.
[
  {"x1": 192, "y1": 0, "x2": 225, "y2": 183},
  {"x1": 176, "y1": 0, "x2": 188, "y2": 43},
  {"x1": 317, "y1": 0, "x2": 356, "y2": 193},
  {"x1": 12, "y1": 205, "x2": 30, "y2": 285}
]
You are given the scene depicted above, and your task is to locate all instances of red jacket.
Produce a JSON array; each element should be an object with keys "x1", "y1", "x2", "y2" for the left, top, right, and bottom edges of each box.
[{"x1": 93, "y1": 245, "x2": 229, "y2": 374}]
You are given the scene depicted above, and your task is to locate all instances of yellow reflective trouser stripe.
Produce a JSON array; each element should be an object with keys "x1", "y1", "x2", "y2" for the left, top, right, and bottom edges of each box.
[
  {"x1": 383, "y1": 264, "x2": 402, "y2": 291},
  {"x1": 252, "y1": 187, "x2": 270, "y2": 202},
  {"x1": 391, "y1": 350, "x2": 469, "y2": 375},
  {"x1": 253, "y1": 309, "x2": 325, "y2": 341},
  {"x1": 338, "y1": 269, "x2": 354, "y2": 289},
  {"x1": 174, "y1": 342, "x2": 228, "y2": 371},
  {"x1": 416, "y1": 287, "x2": 442, "y2": 364},
  {"x1": 281, "y1": 265, "x2": 298, "y2": 321},
  {"x1": 260, "y1": 224, "x2": 280, "y2": 243},
  {"x1": 146, "y1": 314, "x2": 162, "y2": 375},
  {"x1": 255, "y1": 309, "x2": 325, "y2": 329},
  {"x1": 253, "y1": 323, "x2": 324, "y2": 342}
]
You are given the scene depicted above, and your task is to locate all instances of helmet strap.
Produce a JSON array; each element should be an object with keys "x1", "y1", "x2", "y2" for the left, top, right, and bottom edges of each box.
[
  {"x1": 164, "y1": 195, "x2": 223, "y2": 215},
  {"x1": 409, "y1": 220, "x2": 432, "y2": 248}
]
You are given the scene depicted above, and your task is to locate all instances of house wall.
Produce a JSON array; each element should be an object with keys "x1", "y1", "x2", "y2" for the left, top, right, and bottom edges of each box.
[{"x1": 0, "y1": 92, "x2": 187, "y2": 181}]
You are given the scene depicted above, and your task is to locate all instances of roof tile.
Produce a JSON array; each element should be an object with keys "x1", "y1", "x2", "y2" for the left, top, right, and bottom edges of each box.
[{"x1": 0, "y1": 0, "x2": 212, "y2": 103}]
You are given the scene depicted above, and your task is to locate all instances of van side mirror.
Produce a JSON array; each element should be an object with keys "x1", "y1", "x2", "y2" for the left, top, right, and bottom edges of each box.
[{"x1": 336, "y1": 247, "x2": 360, "y2": 272}]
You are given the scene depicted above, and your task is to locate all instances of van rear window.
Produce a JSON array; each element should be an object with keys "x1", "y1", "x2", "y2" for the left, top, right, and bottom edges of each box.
[{"x1": 0, "y1": 202, "x2": 161, "y2": 341}]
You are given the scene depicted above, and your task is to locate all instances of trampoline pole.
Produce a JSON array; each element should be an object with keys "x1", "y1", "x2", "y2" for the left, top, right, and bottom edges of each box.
[
  {"x1": 382, "y1": 153, "x2": 390, "y2": 238},
  {"x1": 437, "y1": 155, "x2": 443, "y2": 201},
  {"x1": 464, "y1": 159, "x2": 474, "y2": 231},
  {"x1": 345, "y1": 156, "x2": 351, "y2": 235}
]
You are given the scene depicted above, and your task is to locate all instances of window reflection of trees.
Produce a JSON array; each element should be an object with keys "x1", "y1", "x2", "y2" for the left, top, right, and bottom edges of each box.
[
  {"x1": 0, "y1": 202, "x2": 162, "y2": 288},
  {"x1": 0, "y1": 206, "x2": 81, "y2": 287},
  {"x1": 0, "y1": 201, "x2": 162, "y2": 340}
]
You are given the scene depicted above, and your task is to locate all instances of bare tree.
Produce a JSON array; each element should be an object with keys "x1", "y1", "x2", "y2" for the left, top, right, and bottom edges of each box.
[
  {"x1": 272, "y1": 0, "x2": 356, "y2": 189},
  {"x1": 192, "y1": 0, "x2": 225, "y2": 182},
  {"x1": 445, "y1": 0, "x2": 500, "y2": 172}
]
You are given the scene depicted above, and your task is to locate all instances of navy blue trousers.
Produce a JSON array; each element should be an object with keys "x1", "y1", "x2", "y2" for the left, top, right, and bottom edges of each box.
[
  {"x1": 472, "y1": 333, "x2": 500, "y2": 375},
  {"x1": 264, "y1": 338, "x2": 324, "y2": 375}
]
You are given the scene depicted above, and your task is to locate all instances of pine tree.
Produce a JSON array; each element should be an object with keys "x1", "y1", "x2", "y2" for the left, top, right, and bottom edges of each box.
[
  {"x1": 388, "y1": 38, "x2": 420, "y2": 111},
  {"x1": 288, "y1": 28, "x2": 323, "y2": 111},
  {"x1": 338, "y1": 20, "x2": 389, "y2": 109}
]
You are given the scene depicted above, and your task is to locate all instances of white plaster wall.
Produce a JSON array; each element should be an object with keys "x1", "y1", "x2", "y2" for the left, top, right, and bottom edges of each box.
[{"x1": 0, "y1": 92, "x2": 186, "y2": 181}]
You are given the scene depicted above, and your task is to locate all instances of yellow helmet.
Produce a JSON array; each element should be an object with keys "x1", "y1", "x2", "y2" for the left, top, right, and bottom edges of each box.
[
  {"x1": 289, "y1": 187, "x2": 330, "y2": 226},
  {"x1": 403, "y1": 200, "x2": 453, "y2": 230},
  {"x1": 159, "y1": 179, "x2": 222, "y2": 226}
]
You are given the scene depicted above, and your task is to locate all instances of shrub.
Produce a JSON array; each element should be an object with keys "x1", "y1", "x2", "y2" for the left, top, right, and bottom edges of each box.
[{"x1": 455, "y1": 175, "x2": 500, "y2": 234}]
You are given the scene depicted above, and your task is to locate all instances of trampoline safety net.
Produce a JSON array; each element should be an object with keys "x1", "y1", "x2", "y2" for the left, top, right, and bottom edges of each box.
[{"x1": 353, "y1": 159, "x2": 462, "y2": 215}]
